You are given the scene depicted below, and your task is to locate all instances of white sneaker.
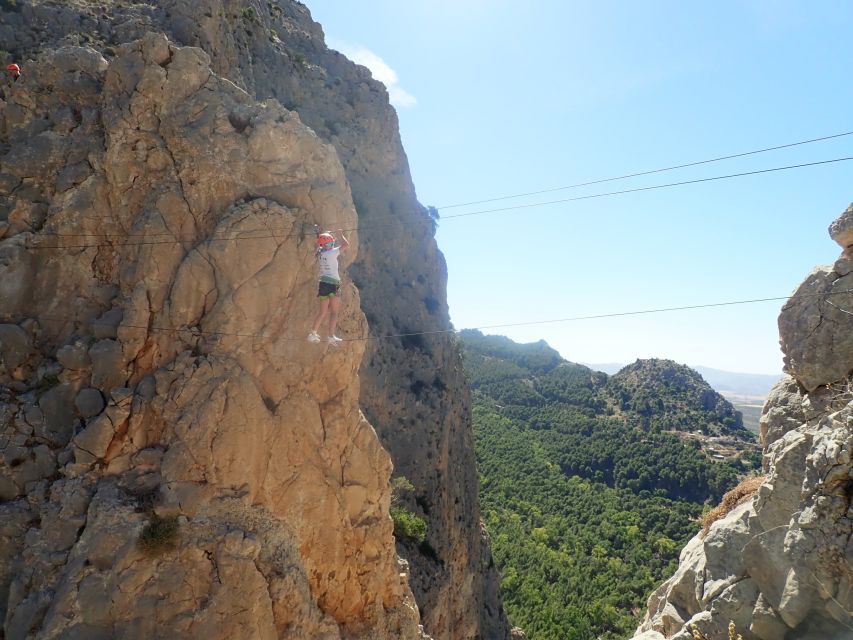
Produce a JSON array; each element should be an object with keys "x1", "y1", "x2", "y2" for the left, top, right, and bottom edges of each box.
[
  {"x1": 327, "y1": 335, "x2": 342, "y2": 347},
  {"x1": 307, "y1": 331, "x2": 321, "y2": 343}
]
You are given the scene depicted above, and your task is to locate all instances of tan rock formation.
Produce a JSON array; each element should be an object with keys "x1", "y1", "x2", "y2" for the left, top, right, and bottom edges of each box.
[
  {"x1": 2, "y1": 2, "x2": 511, "y2": 638},
  {"x1": 0, "y1": 34, "x2": 427, "y2": 639},
  {"x1": 631, "y1": 203, "x2": 853, "y2": 640}
]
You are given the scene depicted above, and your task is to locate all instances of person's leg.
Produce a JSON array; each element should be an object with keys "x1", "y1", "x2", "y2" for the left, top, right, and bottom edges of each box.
[
  {"x1": 312, "y1": 297, "x2": 330, "y2": 333},
  {"x1": 327, "y1": 293, "x2": 341, "y2": 337}
]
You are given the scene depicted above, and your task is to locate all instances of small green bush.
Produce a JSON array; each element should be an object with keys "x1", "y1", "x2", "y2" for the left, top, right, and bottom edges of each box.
[
  {"x1": 390, "y1": 476, "x2": 415, "y2": 502},
  {"x1": 137, "y1": 514, "x2": 180, "y2": 556},
  {"x1": 391, "y1": 506, "x2": 427, "y2": 543}
]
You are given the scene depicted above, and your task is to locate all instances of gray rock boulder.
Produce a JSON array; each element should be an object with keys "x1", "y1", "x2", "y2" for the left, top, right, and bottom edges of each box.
[
  {"x1": 828, "y1": 202, "x2": 853, "y2": 251},
  {"x1": 778, "y1": 204, "x2": 853, "y2": 391},
  {"x1": 88, "y1": 340, "x2": 125, "y2": 390},
  {"x1": 74, "y1": 388, "x2": 105, "y2": 418},
  {"x1": 778, "y1": 264, "x2": 853, "y2": 391},
  {"x1": 36, "y1": 382, "x2": 78, "y2": 447},
  {"x1": 632, "y1": 203, "x2": 853, "y2": 640},
  {"x1": 56, "y1": 342, "x2": 90, "y2": 371}
]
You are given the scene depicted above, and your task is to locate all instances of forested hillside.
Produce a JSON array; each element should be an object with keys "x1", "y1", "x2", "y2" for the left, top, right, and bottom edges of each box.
[
  {"x1": 608, "y1": 359, "x2": 748, "y2": 437},
  {"x1": 460, "y1": 330, "x2": 760, "y2": 640}
]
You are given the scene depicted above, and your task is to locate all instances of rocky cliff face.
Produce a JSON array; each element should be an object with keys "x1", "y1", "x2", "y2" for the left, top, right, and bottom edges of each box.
[
  {"x1": 0, "y1": 2, "x2": 509, "y2": 639},
  {"x1": 631, "y1": 203, "x2": 853, "y2": 640},
  {"x1": 0, "y1": 33, "x2": 429, "y2": 639}
]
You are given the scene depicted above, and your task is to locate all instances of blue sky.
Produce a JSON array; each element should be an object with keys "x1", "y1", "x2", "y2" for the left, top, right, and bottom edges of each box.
[{"x1": 307, "y1": 1, "x2": 853, "y2": 374}]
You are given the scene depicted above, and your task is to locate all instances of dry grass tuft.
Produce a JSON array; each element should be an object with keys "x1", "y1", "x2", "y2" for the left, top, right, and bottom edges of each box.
[
  {"x1": 137, "y1": 513, "x2": 180, "y2": 556},
  {"x1": 701, "y1": 475, "x2": 766, "y2": 536},
  {"x1": 690, "y1": 620, "x2": 744, "y2": 640}
]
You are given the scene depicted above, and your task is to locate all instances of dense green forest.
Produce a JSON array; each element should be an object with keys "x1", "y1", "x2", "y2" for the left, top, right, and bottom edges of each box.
[{"x1": 460, "y1": 330, "x2": 759, "y2": 640}]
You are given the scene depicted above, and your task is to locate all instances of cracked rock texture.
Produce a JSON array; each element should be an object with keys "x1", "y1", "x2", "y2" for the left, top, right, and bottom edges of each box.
[
  {"x1": 631, "y1": 203, "x2": 853, "y2": 640},
  {"x1": 0, "y1": 2, "x2": 510, "y2": 639},
  {"x1": 0, "y1": 32, "x2": 428, "y2": 639}
]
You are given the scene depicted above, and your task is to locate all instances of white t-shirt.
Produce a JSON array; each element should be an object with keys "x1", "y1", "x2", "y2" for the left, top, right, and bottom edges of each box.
[{"x1": 317, "y1": 247, "x2": 341, "y2": 283}]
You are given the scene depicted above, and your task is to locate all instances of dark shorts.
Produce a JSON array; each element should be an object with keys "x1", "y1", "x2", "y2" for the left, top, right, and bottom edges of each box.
[{"x1": 318, "y1": 281, "x2": 340, "y2": 299}]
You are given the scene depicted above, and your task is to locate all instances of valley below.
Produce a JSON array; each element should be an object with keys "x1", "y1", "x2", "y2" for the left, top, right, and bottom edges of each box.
[{"x1": 462, "y1": 331, "x2": 761, "y2": 640}]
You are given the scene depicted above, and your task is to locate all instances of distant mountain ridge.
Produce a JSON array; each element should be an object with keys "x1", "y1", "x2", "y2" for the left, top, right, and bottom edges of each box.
[
  {"x1": 691, "y1": 366, "x2": 781, "y2": 397},
  {"x1": 584, "y1": 362, "x2": 781, "y2": 398}
]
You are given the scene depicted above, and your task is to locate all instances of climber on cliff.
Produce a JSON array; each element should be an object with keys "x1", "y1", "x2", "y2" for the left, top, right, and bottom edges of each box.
[
  {"x1": 308, "y1": 229, "x2": 349, "y2": 346},
  {"x1": 1, "y1": 63, "x2": 20, "y2": 101}
]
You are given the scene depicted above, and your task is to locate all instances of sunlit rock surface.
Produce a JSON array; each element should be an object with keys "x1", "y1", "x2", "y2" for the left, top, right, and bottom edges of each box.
[
  {"x1": 0, "y1": 1, "x2": 510, "y2": 638},
  {"x1": 0, "y1": 34, "x2": 427, "y2": 639}
]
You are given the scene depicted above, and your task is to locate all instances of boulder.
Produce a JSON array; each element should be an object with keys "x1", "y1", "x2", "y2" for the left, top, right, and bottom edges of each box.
[
  {"x1": 631, "y1": 203, "x2": 853, "y2": 640},
  {"x1": 36, "y1": 382, "x2": 78, "y2": 447},
  {"x1": 88, "y1": 340, "x2": 125, "y2": 390},
  {"x1": 74, "y1": 388, "x2": 105, "y2": 418},
  {"x1": 828, "y1": 202, "x2": 853, "y2": 251},
  {"x1": 56, "y1": 342, "x2": 90, "y2": 370},
  {"x1": 779, "y1": 204, "x2": 853, "y2": 391},
  {"x1": 73, "y1": 414, "x2": 114, "y2": 463}
]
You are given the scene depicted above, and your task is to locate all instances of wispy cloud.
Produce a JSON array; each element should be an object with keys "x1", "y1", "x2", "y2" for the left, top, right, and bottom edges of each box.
[{"x1": 328, "y1": 39, "x2": 417, "y2": 108}]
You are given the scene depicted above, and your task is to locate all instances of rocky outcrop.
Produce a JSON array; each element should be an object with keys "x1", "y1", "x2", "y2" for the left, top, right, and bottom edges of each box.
[
  {"x1": 780, "y1": 204, "x2": 853, "y2": 392},
  {"x1": 0, "y1": 2, "x2": 509, "y2": 639},
  {"x1": 154, "y1": 5, "x2": 511, "y2": 635},
  {"x1": 631, "y1": 203, "x2": 853, "y2": 640},
  {"x1": 0, "y1": 33, "x2": 427, "y2": 639}
]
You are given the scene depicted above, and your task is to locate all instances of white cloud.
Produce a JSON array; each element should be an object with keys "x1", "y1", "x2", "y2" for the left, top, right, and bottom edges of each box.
[
  {"x1": 328, "y1": 39, "x2": 417, "y2": 108},
  {"x1": 387, "y1": 85, "x2": 418, "y2": 109}
]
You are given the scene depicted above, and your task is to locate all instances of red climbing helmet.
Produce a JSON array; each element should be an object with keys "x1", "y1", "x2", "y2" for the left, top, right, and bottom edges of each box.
[
  {"x1": 7, "y1": 64, "x2": 20, "y2": 74},
  {"x1": 317, "y1": 232, "x2": 335, "y2": 248}
]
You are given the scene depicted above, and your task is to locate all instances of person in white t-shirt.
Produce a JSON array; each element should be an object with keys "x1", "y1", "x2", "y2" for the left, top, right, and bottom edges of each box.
[{"x1": 308, "y1": 229, "x2": 349, "y2": 345}]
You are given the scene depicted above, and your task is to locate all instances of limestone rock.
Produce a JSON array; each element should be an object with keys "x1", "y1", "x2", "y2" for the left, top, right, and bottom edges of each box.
[
  {"x1": 0, "y1": 32, "x2": 426, "y2": 640},
  {"x1": 631, "y1": 205, "x2": 853, "y2": 639},
  {"x1": 73, "y1": 413, "x2": 115, "y2": 463},
  {"x1": 36, "y1": 382, "x2": 79, "y2": 447},
  {"x1": 56, "y1": 341, "x2": 90, "y2": 371},
  {"x1": 0, "y1": 1, "x2": 509, "y2": 638},
  {"x1": 779, "y1": 204, "x2": 853, "y2": 391},
  {"x1": 0, "y1": 323, "x2": 36, "y2": 381},
  {"x1": 88, "y1": 340, "x2": 126, "y2": 390},
  {"x1": 828, "y1": 202, "x2": 853, "y2": 251},
  {"x1": 74, "y1": 388, "x2": 105, "y2": 418},
  {"x1": 778, "y1": 264, "x2": 853, "y2": 391},
  {"x1": 758, "y1": 376, "x2": 805, "y2": 447}
]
